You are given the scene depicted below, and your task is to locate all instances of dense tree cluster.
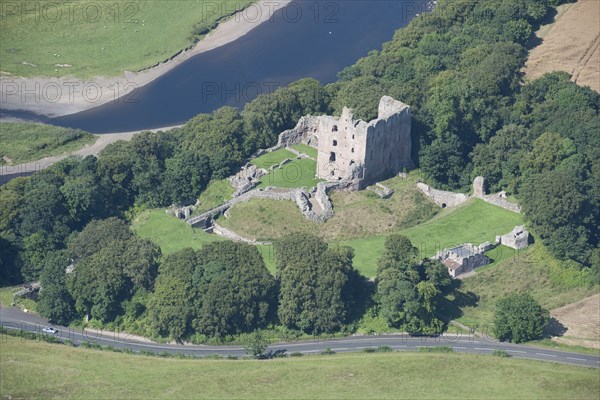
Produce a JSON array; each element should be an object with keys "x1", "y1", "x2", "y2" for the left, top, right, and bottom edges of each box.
[
  {"x1": 375, "y1": 235, "x2": 452, "y2": 334},
  {"x1": 275, "y1": 234, "x2": 363, "y2": 334},
  {"x1": 494, "y1": 293, "x2": 549, "y2": 343},
  {"x1": 147, "y1": 243, "x2": 276, "y2": 339}
]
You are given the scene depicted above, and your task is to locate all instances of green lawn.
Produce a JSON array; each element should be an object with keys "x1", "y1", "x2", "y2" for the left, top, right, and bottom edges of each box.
[
  {"x1": 131, "y1": 209, "x2": 275, "y2": 273},
  {"x1": 258, "y1": 158, "x2": 322, "y2": 189},
  {"x1": 218, "y1": 199, "x2": 320, "y2": 241},
  {"x1": 450, "y1": 242, "x2": 599, "y2": 333},
  {"x1": 340, "y1": 199, "x2": 524, "y2": 277},
  {"x1": 0, "y1": 286, "x2": 36, "y2": 312},
  {"x1": 131, "y1": 209, "x2": 224, "y2": 255},
  {"x1": 250, "y1": 149, "x2": 322, "y2": 189},
  {"x1": 195, "y1": 179, "x2": 234, "y2": 214},
  {"x1": 0, "y1": 286, "x2": 19, "y2": 307},
  {"x1": 290, "y1": 143, "x2": 318, "y2": 159},
  {"x1": 250, "y1": 149, "x2": 297, "y2": 169},
  {"x1": 0, "y1": 122, "x2": 96, "y2": 165},
  {"x1": 2, "y1": 336, "x2": 598, "y2": 400},
  {"x1": 220, "y1": 174, "x2": 438, "y2": 246},
  {"x1": 0, "y1": 1, "x2": 252, "y2": 78}
]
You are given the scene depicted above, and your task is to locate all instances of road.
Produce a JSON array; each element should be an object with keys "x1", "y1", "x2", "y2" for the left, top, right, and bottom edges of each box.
[{"x1": 1, "y1": 306, "x2": 598, "y2": 368}]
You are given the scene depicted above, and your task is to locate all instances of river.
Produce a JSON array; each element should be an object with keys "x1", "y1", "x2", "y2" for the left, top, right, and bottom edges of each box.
[{"x1": 10, "y1": 1, "x2": 431, "y2": 133}]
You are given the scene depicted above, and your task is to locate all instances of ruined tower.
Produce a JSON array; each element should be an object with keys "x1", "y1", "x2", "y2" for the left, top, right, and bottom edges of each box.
[
  {"x1": 276, "y1": 96, "x2": 413, "y2": 189},
  {"x1": 315, "y1": 96, "x2": 413, "y2": 188}
]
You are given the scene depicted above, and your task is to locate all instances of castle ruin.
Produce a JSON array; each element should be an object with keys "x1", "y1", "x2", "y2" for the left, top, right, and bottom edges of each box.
[{"x1": 277, "y1": 96, "x2": 413, "y2": 189}]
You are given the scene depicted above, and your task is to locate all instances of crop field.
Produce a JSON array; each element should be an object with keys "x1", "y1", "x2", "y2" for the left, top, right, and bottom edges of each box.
[
  {"x1": 0, "y1": 122, "x2": 96, "y2": 165},
  {"x1": 0, "y1": 0, "x2": 251, "y2": 78},
  {"x1": 2, "y1": 336, "x2": 599, "y2": 400}
]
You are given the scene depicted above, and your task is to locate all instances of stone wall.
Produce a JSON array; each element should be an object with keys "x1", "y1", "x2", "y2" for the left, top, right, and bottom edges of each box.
[
  {"x1": 277, "y1": 116, "x2": 320, "y2": 148},
  {"x1": 476, "y1": 194, "x2": 521, "y2": 213},
  {"x1": 229, "y1": 164, "x2": 267, "y2": 197},
  {"x1": 472, "y1": 176, "x2": 521, "y2": 213},
  {"x1": 416, "y1": 182, "x2": 469, "y2": 208},
  {"x1": 186, "y1": 185, "x2": 338, "y2": 228},
  {"x1": 417, "y1": 177, "x2": 522, "y2": 213},
  {"x1": 212, "y1": 222, "x2": 272, "y2": 245}
]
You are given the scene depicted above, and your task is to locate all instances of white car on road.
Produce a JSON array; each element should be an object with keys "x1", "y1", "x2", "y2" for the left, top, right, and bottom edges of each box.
[{"x1": 42, "y1": 326, "x2": 58, "y2": 334}]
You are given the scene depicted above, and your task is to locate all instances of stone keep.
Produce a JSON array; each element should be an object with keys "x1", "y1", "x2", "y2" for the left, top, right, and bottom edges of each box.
[{"x1": 315, "y1": 96, "x2": 413, "y2": 188}]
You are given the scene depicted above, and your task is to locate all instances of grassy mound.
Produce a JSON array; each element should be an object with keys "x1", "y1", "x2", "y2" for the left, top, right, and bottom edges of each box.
[
  {"x1": 0, "y1": 122, "x2": 96, "y2": 165},
  {"x1": 131, "y1": 209, "x2": 224, "y2": 255},
  {"x1": 449, "y1": 242, "x2": 599, "y2": 333},
  {"x1": 219, "y1": 174, "x2": 438, "y2": 248},
  {"x1": 195, "y1": 179, "x2": 234, "y2": 214},
  {"x1": 2, "y1": 336, "x2": 598, "y2": 400},
  {"x1": 0, "y1": 1, "x2": 252, "y2": 78},
  {"x1": 341, "y1": 198, "x2": 524, "y2": 277},
  {"x1": 130, "y1": 209, "x2": 275, "y2": 273}
]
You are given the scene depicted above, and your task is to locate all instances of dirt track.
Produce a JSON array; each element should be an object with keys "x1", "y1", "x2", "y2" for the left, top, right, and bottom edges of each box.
[{"x1": 524, "y1": 0, "x2": 600, "y2": 93}]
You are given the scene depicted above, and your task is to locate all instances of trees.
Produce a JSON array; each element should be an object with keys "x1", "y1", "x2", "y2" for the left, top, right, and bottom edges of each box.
[
  {"x1": 377, "y1": 234, "x2": 419, "y2": 275},
  {"x1": 37, "y1": 251, "x2": 75, "y2": 325},
  {"x1": 375, "y1": 236, "x2": 450, "y2": 334},
  {"x1": 520, "y1": 166, "x2": 594, "y2": 264},
  {"x1": 67, "y1": 218, "x2": 159, "y2": 322},
  {"x1": 147, "y1": 249, "x2": 197, "y2": 340},
  {"x1": 148, "y1": 243, "x2": 276, "y2": 340},
  {"x1": 242, "y1": 79, "x2": 331, "y2": 153},
  {"x1": 193, "y1": 242, "x2": 276, "y2": 337},
  {"x1": 494, "y1": 293, "x2": 549, "y2": 343},
  {"x1": 276, "y1": 234, "x2": 359, "y2": 334},
  {"x1": 244, "y1": 330, "x2": 270, "y2": 359}
]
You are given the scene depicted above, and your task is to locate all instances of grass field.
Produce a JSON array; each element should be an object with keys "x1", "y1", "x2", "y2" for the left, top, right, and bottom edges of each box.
[
  {"x1": 0, "y1": 1, "x2": 251, "y2": 78},
  {"x1": 0, "y1": 286, "x2": 36, "y2": 311},
  {"x1": 257, "y1": 158, "x2": 321, "y2": 189},
  {"x1": 220, "y1": 174, "x2": 439, "y2": 246},
  {"x1": 195, "y1": 179, "x2": 234, "y2": 214},
  {"x1": 131, "y1": 209, "x2": 275, "y2": 272},
  {"x1": 131, "y1": 209, "x2": 224, "y2": 255},
  {"x1": 290, "y1": 143, "x2": 318, "y2": 159},
  {"x1": 251, "y1": 149, "x2": 297, "y2": 169},
  {"x1": 0, "y1": 122, "x2": 96, "y2": 165},
  {"x1": 218, "y1": 199, "x2": 320, "y2": 241},
  {"x1": 450, "y1": 242, "x2": 600, "y2": 334},
  {"x1": 2, "y1": 337, "x2": 598, "y2": 400},
  {"x1": 340, "y1": 198, "x2": 524, "y2": 277}
]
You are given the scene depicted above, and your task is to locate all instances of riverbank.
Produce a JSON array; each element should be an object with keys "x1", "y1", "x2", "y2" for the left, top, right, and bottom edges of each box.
[
  {"x1": 0, "y1": 124, "x2": 182, "y2": 184},
  {"x1": 0, "y1": 0, "x2": 291, "y2": 119}
]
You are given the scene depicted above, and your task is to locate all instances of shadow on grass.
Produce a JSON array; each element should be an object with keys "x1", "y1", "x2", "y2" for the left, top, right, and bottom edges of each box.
[
  {"x1": 544, "y1": 317, "x2": 568, "y2": 338},
  {"x1": 439, "y1": 280, "x2": 479, "y2": 321}
]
